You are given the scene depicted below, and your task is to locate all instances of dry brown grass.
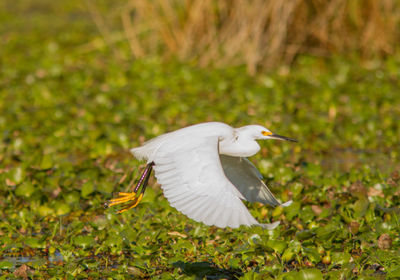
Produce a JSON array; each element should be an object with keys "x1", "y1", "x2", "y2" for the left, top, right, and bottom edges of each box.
[{"x1": 89, "y1": 0, "x2": 400, "y2": 73}]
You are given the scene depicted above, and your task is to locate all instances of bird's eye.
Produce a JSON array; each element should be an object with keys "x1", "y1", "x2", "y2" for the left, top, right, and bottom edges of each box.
[{"x1": 262, "y1": 131, "x2": 272, "y2": 136}]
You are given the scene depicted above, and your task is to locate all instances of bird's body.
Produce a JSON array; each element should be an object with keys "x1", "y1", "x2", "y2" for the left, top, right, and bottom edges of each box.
[
  {"x1": 107, "y1": 122, "x2": 296, "y2": 229},
  {"x1": 132, "y1": 122, "x2": 262, "y2": 161}
]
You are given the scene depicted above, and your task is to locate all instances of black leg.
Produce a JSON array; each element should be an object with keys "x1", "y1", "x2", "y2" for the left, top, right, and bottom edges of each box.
[
  {"x1": 133, "y1": 162, "x2": 154, "y2": 193},
  {"x1": 139, "y1": 162, "x2": 154, "y2": 195}
]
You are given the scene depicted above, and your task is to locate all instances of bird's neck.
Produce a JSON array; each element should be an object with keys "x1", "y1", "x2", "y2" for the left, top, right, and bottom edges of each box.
[{"x1": 219, "y1": 137, "x2": 260, "y2": 157}]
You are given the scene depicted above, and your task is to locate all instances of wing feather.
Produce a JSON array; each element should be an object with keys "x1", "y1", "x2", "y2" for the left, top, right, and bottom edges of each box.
[
  {"x1": 220, "y1": 155, "x2": 292, "y2": 207},
  {"x1": 152, "y1": 136, "x2": 276, "y2": 228}
]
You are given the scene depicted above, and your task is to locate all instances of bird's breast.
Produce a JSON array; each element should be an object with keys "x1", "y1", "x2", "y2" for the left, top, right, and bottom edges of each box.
[{"x1": 218, "y1": 139, "x2": 260, "y2": 157}]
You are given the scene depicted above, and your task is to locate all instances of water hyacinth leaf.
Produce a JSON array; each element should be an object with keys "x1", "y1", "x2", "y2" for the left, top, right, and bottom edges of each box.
[
  {"x1": 284, "y1": 201, "x2": 301, "y2": 220},
  {"x1": 248, "y1": 234, "x2": 262, "y2": 246},
  {"x1": 353, "y1": 198, "x2": 369, "y2": 218},
  {"x1": 81, "y1": 182, "x2": 94, "y2": 197},
  {"x1": 290, "y1": 182, "x2": 304, "y2": 198},
  {"x1": 305, "y1": 164, "x2": 322, "y2": 178},
  {"x1": 25, "y1": 237, "x2": 46, "y2": 249},
  {"x1": 73, "y1": 235, "x2": 96, "y2": 248},
  {"x1": 37, "y1": 205, "x2": 54, "y2": 216},
  {"x1": 55, "y1": 202, "x2": 71, "y2": 216},
  {"x1": 302, "y1": 247, "x2": 321, "y2": 263},
  {"x1": 228, "y1": 258, "x2": 240, "y2": 269},
  {"x1": 296, "y1": 230, "x2": 315, "y2": 241},
  {"x1": 8, "y1": 167, "x2": 25, "y2": 184},
  {"x1": 81, "y1": 259, "x2": 98, "y2": 270},
  {"x1": 281, "y1": 271, "x2": 300, "y2": 280},
  {"x1": 389, "y1": 267, "x2": 400, "y2": 278},
  {"x1": 92, "y1": 215, "x2": 109, "y2": 230},
  {"x1": 272, "y1": 205, "x2": 284, "y2": 217},
  {"x1": 316, "y1": 224, "x2": 338, "y2": 240},
  {"x1": 299, "y1": 206, "x2": 316, "y2": 223},
  {"x1": 64, "y1": 191, "x2": 80, "y2": 204},
  {"x1": 297, "y1": 269, "x2": 323, "y2": 280},
  {"x1": 331, "y1": 252, "x2": 351, "y2": 265},
  {"x1": 241, "y1": 271, "x2": 262, "y2": 280},
  {"x1": 40, "y1": 154, "x2": 54, "y2": 169},
  {"x1": 15, "y1": 182, "x2": 35, "y2": 197},
  {"x1": 105, "y1": 234, "x2": 123, "y2": 247},
  {"x1": 318, "y1": 207, "x2": 331, "y2": 219},
  {"x1": 97, "y1": 181, "x2": 114, "y2": 194},
  {"x1": 266, "y1": 240, "x2": 287, "y2": 254},
  {"x1": 282, "y1": 241, "x2": 301, "y2": 262},
  {"x1": 0, "y1": 261, "x2": 13, "y2": 270}
]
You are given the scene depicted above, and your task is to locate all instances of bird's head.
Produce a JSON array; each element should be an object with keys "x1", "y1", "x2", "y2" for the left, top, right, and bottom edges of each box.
[{"x1": 238, "y1": 125, "x2": 297, "y2": 142}]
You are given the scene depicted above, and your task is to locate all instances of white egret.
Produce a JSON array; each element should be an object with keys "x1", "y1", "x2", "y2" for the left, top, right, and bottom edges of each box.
[{"x1": 106, "y1": 122, "x2": 296, "y2": 229}]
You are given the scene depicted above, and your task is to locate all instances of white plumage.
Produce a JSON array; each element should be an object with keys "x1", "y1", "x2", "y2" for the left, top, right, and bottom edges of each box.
[{"x1": 126, "y1": 122, "x2": 296, "y2": 229}]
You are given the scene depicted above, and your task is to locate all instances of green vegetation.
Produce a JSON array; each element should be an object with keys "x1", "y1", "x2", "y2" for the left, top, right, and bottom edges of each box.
[{"x1": 1, "y1": 1, "x2": 400, "y2": 279}]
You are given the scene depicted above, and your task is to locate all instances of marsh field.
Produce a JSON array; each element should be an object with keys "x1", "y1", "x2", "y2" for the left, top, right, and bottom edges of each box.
[{"x1": 1, "y1": 1, "x2": 400, "y2": 279}]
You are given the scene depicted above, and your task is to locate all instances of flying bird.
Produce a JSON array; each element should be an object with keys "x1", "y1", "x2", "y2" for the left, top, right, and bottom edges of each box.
[{"x1": 106, "y1": 122, "x2": 296, "y2": 229}]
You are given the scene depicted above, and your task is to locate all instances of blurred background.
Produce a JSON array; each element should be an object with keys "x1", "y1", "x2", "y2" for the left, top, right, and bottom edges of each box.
[
  {"x1": 2, "y1": 0, "x2": 399, "y2": 173},
  {"x1": 98, "y1": 0, "x2": 400, "y2": 74},
  {"x1": 1, "y1": 0, "x2": 400, "y2": 278}
]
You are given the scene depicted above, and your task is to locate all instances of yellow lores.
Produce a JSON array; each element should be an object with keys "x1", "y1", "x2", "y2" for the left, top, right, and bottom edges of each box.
[{"x1": 262, "y1": 131, "x2": 273, "y2": 136}]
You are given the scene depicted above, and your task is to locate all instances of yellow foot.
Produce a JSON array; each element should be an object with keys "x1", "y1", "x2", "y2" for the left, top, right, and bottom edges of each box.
[{"x1": 105, "y1": 192, "x2": 143, "y2": 213}]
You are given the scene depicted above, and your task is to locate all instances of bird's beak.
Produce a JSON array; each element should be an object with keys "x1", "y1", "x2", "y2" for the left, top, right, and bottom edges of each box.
[{"x1": 269, "y1": 133, "x2": 298, "y2": 142}]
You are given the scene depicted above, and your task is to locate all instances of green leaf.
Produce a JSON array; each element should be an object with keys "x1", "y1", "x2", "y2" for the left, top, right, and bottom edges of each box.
[
  {"x1": 266, "y1": 240, "x2": 287, "y2": 254},
  {"x1": 9, "y1": 167, "x2": 25, "y2": 184},
  {"x1": 389, "y1": 267, "x2": 400, "y2": 278},
  {"x1": 353, "y1": 198, "x2": 369, "y2": 218},
  {"x1": 97, "y1": 181, "x2": 114, "y2": 194},
  {"x1": 296, "y1": 230, "x2": 315, "y2": 241},
  {"x1": 55, "y1": 202, "x2": 71, "y2": 216},
  {"x1": 316, "y1": 224, "x2": 337, "y2": 240},
  {"x1": 284, "y1": 201, "x2": 301, "y2": 220},
  {"x1": 73, "y1": 235, "x2": 95, "y2": 248},
  {"x1": 40, "y1": 154, "x2": 54, "y2": 169},
  {"x1": 302, "y1": 247, "x2": 321, "y2": 263},
  {"x1": 37, "y1": 205, "x2": 54, "y2": 216},
  {"x1": 15, "y1": 182, "x2": 35, "y2": 197},
  {"x1": 331, "y1": 252, "x2": 351, "y2": 265},
  {"x1": 105, "y1": 234, "x2": 123, "y2": 247},
  {"x1": 81, "y1": 182, "x2": 94, "y2": 197},
  {"x1": 282, "y1": 241, "x2": 301, "y2": 262},
  {"x1": 282, "y1": 271, "x2": 299, "y2": 280},
  {"x1": 297, "y1": 269, "x2": 323, "y2": 280},
  {"x1": 25, "y1": 237, "x2": 46, "y2": 248},
  {"x1": 0, "y1": 261, "x2": 13, "y2": 270}
]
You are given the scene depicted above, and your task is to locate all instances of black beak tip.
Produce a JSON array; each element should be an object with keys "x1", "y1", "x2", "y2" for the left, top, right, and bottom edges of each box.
[{"x1": 270, "y1": 133, "x2": 298, "y2": 142}]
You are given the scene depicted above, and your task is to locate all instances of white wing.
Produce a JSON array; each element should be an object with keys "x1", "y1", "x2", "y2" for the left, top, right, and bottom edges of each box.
[
  {"x1": 220, "y1": 155, "x2": 291, "y2": 207},
  {"x1": 152, "y1": 136, "x2": 279, "y2": 229}
]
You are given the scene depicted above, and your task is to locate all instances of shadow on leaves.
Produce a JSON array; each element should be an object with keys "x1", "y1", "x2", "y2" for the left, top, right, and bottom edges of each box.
[{"x1": 173, "y1": 261, "x2": 242, "y2": 279}]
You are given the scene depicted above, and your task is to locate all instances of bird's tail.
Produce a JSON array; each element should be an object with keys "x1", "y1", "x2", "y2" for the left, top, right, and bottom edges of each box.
[
  {"x1": 130, "y1": 146, "x2": 150, "y2": 161},
  {"x1": 130, "y1": 134, "x2": 167, "y2": 162}
]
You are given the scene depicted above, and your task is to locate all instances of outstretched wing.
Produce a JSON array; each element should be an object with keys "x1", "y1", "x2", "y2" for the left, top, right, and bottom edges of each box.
[
  {"x1": 152, "y1": 136, "x2": 279, "y2": 229},
  {"x1": 220, "y1": 155, "x2": 291, "y2": 207}
]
